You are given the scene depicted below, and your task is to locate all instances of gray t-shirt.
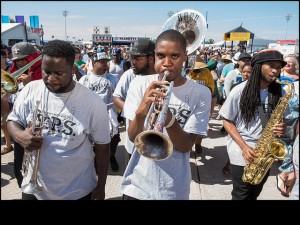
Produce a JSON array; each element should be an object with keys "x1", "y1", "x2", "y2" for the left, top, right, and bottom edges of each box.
[
  {"x1": 7, "y1": 80, "x2": 111, "y2": 199},
  {"x1": 121, "y1": 74, "x2": 211, "y2": 199}
]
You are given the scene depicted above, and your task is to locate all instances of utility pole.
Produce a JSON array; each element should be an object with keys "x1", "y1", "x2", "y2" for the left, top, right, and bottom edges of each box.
[
  {"x1": 62, "y1": 10, "x2": 69, "y2": 41},
  {"x1": 285, "y1": 13, "x2": 292, "y2": 40}
]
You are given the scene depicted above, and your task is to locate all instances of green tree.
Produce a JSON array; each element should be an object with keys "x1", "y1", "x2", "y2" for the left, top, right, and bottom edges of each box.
[
  {"x1": 9, "y1": 18, "x2": 15, "y2": 23},
  {"x1": 205, "y1": 39, "x2": 215, "y2": 44}
]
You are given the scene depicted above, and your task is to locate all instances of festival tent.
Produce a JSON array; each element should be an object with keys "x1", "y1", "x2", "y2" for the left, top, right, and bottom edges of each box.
[{"x1": 224, "y1": 25, "x2": 254, "y2": 52}]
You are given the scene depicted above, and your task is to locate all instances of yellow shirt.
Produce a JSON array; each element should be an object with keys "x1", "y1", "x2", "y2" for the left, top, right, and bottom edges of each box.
[{"x1": 189, "y1": 68, "x2": 215, "y2": 93}]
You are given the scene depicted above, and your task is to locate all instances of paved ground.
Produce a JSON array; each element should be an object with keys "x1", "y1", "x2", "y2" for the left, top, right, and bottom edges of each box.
[{"x1": 1, "y1": 107, "x2": 287, "y2": 200}]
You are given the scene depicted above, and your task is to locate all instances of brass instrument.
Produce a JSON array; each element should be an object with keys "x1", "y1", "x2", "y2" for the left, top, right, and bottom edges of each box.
[
  {"x1": 1, "y1": 55, "x2": 42, "y2": 94},
  {"x1": 160, "y1": 9, "x2": 207, "y2": 77},
  {"x1": 134, "y1": 71, "x2": 174, "y2": 160},
  {"x1": 21, "y1": 100, "x2": 45, "y2": 195},
  {"x1": 242, "y1": 79, "x2": 295, "y2": 185},
  {"x1": 134, "y1": 9, "x2": 207, "y2": 160}
]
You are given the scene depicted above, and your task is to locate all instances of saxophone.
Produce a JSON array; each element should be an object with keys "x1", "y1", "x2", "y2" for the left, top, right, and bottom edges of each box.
[{"x1": 242, "y1": 78, "x2": 295, "y2": 185}]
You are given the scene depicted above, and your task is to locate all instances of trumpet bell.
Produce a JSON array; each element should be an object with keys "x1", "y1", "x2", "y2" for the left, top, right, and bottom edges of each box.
[
  {"x1": 135, "y1": 130, "x2": 173, "y2": 160},
  {"x1": 160, "y1": 9, "x2": 207, "y2": 55}
]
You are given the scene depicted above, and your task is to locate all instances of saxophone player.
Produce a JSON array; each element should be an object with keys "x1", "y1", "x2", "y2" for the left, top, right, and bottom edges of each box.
[{"x1": 219, "y1": 50, "x2": 288, "y2": 200}]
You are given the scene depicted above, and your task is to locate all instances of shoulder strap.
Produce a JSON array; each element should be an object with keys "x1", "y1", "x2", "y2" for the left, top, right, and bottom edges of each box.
[{"x1": 258, "y1": 91, "x2": 273, "y2": 128}]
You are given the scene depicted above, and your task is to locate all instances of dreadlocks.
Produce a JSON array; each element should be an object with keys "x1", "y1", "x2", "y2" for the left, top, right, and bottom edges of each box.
[{"x1": 239, "y1": 63, "x2": 282, "y2": 123}]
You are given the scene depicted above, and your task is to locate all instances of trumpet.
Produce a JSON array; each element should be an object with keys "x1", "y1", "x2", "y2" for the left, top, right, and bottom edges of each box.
[
  {"x1": 1, "y1": 55, "x2": 42, "y2": 94},
  {"x1": 134, "y1": 71, "x2": 174, "y2": 160},
  {"x1": 21, "y1": 100, "x2": 45, "y2": 195}
]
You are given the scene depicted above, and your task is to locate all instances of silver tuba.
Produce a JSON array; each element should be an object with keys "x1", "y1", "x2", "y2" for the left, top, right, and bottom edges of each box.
[
  {"x1": 160, "y1": 9, "x2": 207, "y2": 77},
  {"x1": 21, "y1": 100, "x2": 45, "y2": 195},
  {"x1": 134, "y1": 71, "x2": 174, "y2": 160}
]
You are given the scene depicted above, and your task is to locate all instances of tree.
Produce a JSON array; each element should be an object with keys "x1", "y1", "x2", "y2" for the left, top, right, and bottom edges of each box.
[
  {"x1": 9, "y1": 18, "x2": 15, "y2": 23},
  {"x1": 205, "y1": 39, "x2": 215, "y2": 44}
]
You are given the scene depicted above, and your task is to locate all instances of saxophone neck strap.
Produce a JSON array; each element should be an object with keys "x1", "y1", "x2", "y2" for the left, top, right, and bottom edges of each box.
[{"x1": 258, "y1": 91, "x2": 273, "y2": 128}]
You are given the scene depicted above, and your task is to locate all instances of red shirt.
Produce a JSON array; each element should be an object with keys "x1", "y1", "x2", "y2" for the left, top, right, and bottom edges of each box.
[{"x1": 10, "y1": 52, "x2": 42, "y2": 81}]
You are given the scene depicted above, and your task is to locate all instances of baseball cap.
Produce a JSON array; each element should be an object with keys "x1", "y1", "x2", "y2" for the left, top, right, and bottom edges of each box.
[
  {"x1": 112, "y1": 48, "x2": 121, "y2": 55},
  {"x1": 232, "y1": 52, "x2": 241, "y2": 64},
  {"x1": 11, "y1": 42, "x2": 36, "y2": 60},
  {"x1": 250, "y1": 49, "x2": 287, "y2": 67},
  {"x1": 93, "y1": 52, "x2": 111, "y2": 61},
  {"x1": 127, "y1": 39, "x2": 155, "y2": 56},
  {"x1": 238, "y1": 52, "x2": 252, "y2": 61}
]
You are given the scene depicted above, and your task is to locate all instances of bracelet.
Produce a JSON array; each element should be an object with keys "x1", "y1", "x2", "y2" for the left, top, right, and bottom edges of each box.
[{"x1": 165, "y1": 113, "x2": 176, "y2": 129}]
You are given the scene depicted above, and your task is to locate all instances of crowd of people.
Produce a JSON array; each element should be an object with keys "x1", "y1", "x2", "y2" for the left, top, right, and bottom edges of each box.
[{"x1": 1, "y1": 31, "x2": 299, "y2": 200}]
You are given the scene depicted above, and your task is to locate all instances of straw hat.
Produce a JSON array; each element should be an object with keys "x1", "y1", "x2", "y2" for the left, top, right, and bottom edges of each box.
[
  {"x1": 194, "y1": 58, "x2": 208, "y2": 70},
  {"x1": 221, "y1": 54, "x2": 232, "y2": 63}
]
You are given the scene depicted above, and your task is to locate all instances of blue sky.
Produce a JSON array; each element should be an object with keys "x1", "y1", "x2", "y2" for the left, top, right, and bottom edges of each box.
[{"x1": 2, "y1": 1, "x2": 299, "y2": 42}]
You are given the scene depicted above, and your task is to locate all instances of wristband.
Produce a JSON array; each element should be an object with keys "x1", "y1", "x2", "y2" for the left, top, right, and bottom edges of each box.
[{"x1": 165, "y1": 113, "x2": 176, "y2": 129}]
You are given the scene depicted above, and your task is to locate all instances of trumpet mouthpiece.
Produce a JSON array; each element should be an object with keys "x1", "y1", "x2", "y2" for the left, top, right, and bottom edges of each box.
[{"x1": 164, "y1": 70, "x2": 170, "y2": 76}]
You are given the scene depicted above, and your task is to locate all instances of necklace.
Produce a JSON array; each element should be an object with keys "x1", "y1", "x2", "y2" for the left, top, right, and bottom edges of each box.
[{"x1": 46, "y1": 81, "x2": 76, "y2": 135}]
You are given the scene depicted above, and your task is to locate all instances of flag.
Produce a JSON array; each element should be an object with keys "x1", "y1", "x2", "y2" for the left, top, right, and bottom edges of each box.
[
  {"x1": 15, "y1": 15, "x2": 25, "y2": 23},
  {"x1": 1, "y1": 15, "x2": 10, "y2": 23},
  {"x1": 29, "y1": 15, "x2": 39, "y2": 28}
]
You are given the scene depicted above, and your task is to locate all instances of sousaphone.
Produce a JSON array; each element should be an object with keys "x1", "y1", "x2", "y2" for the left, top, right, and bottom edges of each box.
[{"x1": 160, "y1": 9, "x2": 207, "y2": 76}]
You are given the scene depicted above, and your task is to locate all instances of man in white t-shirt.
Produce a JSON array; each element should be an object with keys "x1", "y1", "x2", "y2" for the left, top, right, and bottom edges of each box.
[
  {"x1": 113, "y1": 38, "x2": 156, "y2": 165},
  {"x1": 121, "y1": 30, "x2": 211, "y2": 200},
  {"x1": 7, "y1": 40, "x2": 110, "y2": 200},
  {"x1": 79, "y1": 53, "x2": 120, "y2": 172},
  {"x1": 219, "y1": 49, "x2": 288, "y2": 200}
]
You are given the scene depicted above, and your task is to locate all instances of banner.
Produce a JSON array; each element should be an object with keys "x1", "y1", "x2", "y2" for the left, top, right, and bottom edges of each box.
[
  {"x1": 277, "y1": 40, "x2": 296, "y2": 45},
  {"x1": 1, "y1": 15, "x2": 10, "y2": 23},
  {"x1": 15, "y1": 15, "x2": 25, "y2": 23},
  {"x1": 29, "y1": 15, "x2": 39, "y2": 28},
  {"x1": 229, "y1": 32, "x2": 250, "y2": 41},
  {"x1": 31, "y1": 28, "x2": 44, "y2": 37}
]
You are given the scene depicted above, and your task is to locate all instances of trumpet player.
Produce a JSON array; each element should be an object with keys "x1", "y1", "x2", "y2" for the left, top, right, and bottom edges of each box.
[
  {"x1": 121, "y1": 29, "x2": 212, "y2": 200},
  {"x1": 7, "y1": 40, "x2": 111, "y2": 200}
]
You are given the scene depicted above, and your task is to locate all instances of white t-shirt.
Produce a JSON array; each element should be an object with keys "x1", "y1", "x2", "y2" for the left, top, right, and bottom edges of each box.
[
  {"x1": 79, "y1": 72, "x2": 119, "y2": 136},
  {"x1": 109, "y1": 59, "x2": 125, "y2": 80},
  {"x1": 121, "y1": 74, "x2": 211, "y2": 199},
  {"x1": 7, "y1": 80, "x2": 111, "y2": 200},
  {"x1": 224, "y1": 68, "x2": 241, "y2": 98},
  {"x1": 112, "y1": 69, "x2": 137, "y2": 154}
]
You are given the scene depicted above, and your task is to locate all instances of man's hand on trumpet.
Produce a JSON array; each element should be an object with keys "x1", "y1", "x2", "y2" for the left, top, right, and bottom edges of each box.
[
  {"x1": 19, "y1": 126, "x2": 44, "y2": 152},
  {"x1": 137, "y1": 80, "x2": 169, "y2": 117}
]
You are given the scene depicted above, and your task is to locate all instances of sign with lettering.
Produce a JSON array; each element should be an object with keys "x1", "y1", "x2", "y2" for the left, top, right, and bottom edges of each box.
[
  {"x1": 229, "y1": 32, "x2": 250, "y2": 41},
  {"x1": 276, "y1": 40, "x2": 296, "y2": 45}
]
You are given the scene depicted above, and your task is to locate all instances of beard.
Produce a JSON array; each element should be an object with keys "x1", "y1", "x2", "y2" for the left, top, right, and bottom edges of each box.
[{"x1": 133, "y1": 63, "x2": 149, "y2": 75}]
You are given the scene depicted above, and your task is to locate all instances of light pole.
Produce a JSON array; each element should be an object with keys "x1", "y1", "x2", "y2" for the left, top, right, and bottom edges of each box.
[
  {"x1": 62, "y1": 10, "x2": 69, "y2": 41},
  {"x1": 285, "y1": 13, "x2": 292, "y2": 40}
]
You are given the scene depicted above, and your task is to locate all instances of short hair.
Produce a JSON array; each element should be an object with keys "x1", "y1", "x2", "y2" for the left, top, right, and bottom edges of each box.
[
  {"x1": 42, "y1": 40, "x2": 75, "y2": 66},
  {"x1": 284, "y1": 54, "x2": 299, "y2": 75},
  {"x1": 156, "y1": 29, "x2": 186, "y2": 53}
]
